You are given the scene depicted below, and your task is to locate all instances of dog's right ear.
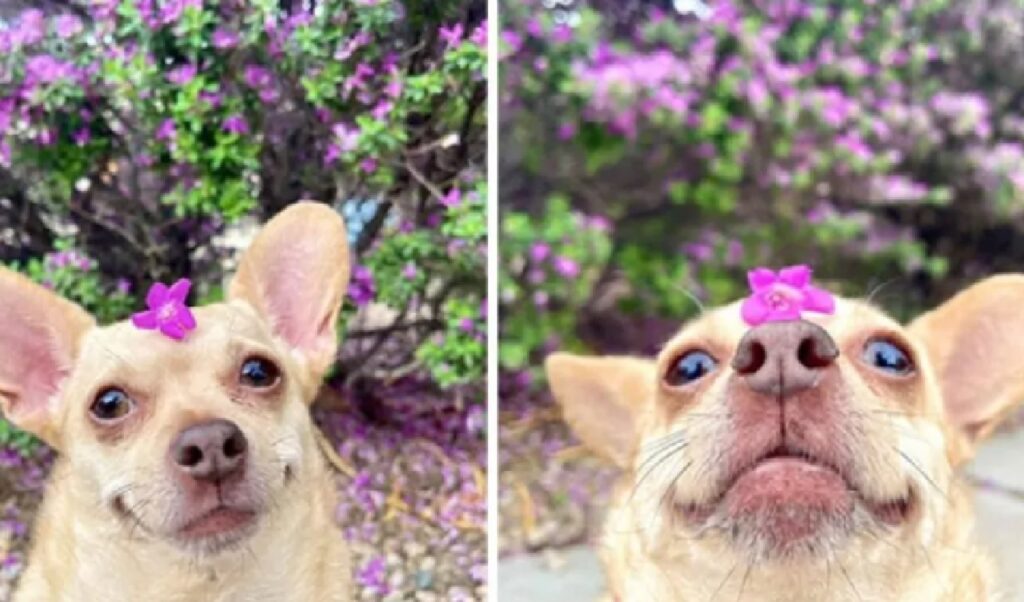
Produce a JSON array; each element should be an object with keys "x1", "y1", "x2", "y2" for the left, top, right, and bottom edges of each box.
[
  {"x1": 545, "y1": 353, "x2": 655, "y2": 468},
  {"x1": 0, "y1": 269, "x2": 95, "y2": 447}
]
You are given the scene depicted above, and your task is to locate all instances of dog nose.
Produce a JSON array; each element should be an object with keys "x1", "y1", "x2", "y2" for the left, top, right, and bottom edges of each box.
[
  {"x1": 170, "y1": 419, "x2": 248, "y2": 482},
  {"x1": 731, "y1": 320, "x2": 838, "y2": 397}
]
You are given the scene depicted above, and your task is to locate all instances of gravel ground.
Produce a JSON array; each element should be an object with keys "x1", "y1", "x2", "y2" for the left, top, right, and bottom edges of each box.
[{"x1": 0, "y1": 379, "x2": 486, "y2": 601}]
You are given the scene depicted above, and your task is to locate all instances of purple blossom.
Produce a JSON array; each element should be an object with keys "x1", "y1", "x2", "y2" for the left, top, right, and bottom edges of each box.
[
  {"x1": 23, "y1": 55, "x2": 77, "y2": 86},
  {"x1": 131, "y1": 279, "x2": 197, "y2": 341},
  {"x1": 470, "y1": 20, "x2": 487, "y2": 47},
  {"x1": 529, "y1": 242, "x2": 550, "y2": 262},
  {"x1": 222, "y1": 114, "x2": 249, "y2": 135},
  {"x1": 155, "y1": 118, "x2": 177, "y2": 141},
  {"x1": 54, "y1": 14, "x2": 83, "y2": 38},
  {"x1": 243, "y1": 64, "x2": 273, "y2": 89},
  {"x1": 553, "y1": 256, "x2": 580, "y2": 278},
  {"x1": 212, "y1": 28, "x2": 240, "y2": 49},
  {"x1": 72, "y1": 127, "x2": 91, "y2": 146},
  {"x1": 13, "y1": 9, "x2": 45, "y2": 46},
  {"x1": 439, "y1": 23, "x2": 464, "y2": 49},
  {"x1": 356, "y1": 557, "x2": 389, "y2": 595},
  {"x1": 167, "y1": 64, "x2": 197, "y2": 86},
  {"x1": 402, "y1": 262, "x2": 419, "y2": 280},
  {"x1": 348, "y1": 266, "x2": 376, "y2": 306},
  {"x1": 441, "y1": 188, "x2": 462, "y2": 208}
]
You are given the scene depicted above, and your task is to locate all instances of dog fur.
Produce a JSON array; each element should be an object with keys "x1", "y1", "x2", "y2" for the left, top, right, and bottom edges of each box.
[
  {"x1": 547, "y1": 275, "x2": 1024, "y2": 602},
  {"x1": 0, "y1": 202, "x2": 351, "y2": 601}
]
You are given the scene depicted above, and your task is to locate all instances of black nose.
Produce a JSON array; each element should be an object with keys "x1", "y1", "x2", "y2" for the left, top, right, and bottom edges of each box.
[
  {"x1": 170, "y1": 419, "x2": 248, "y2": 482},
  {"x1": 731, "y1": 320, "x2": 839, "y2": 397}
]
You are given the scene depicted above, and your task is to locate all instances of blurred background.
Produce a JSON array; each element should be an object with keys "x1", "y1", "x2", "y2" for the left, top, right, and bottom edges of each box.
[
  {"x1": 497, "y1": 0, "x2": 1024, "y2": 598},
  {"x1": 0, "y1": 1, "x2": 486, "y2": 599}
]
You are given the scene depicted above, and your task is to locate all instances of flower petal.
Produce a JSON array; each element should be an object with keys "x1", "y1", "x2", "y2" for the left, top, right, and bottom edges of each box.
[
  {"x1": 747, "y1": 268, "x2": 777, "y2": 292},
  {"x1": 160, "y1": 322, "x2": 186, "y2": 341},
  {"x1": 176, "y1": 305, "x2": 197, "y2": 330},
  {"x1": 131, "y1": 310, "x2": 158, "y2": 329},
  {"x1": 168, "y1": 278, "x2": 192, "y2": 303},
  {"x1": 766, "y1": 306, "x2": 802, "y2": 322},
  {"x1": 145, "y1": 282, "x2": 168, "y2": 309},
  {"x1": 779, "y1": 265, "x2": 812, "y2": 288},
  {"x1": 802, "y1": 285, "x2": 836, "y2": 314},
  {"x1": 740, "y1": 295, "x2": 771, "y2": 326}
]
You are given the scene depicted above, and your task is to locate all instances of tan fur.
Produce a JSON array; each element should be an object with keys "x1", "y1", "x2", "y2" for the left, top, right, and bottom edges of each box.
[
  {"x1": 3, "y1": 202, "x2": 352, "y2": 601},
  {"x1": 547, "y1": 275, "x2": 1024, "y2": 602}
]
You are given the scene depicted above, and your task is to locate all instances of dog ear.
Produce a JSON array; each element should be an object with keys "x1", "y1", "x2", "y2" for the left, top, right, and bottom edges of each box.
[
  {"x1": 909, "y1": 274, "x2": 1024, "y2": 448},
  {"x1": 545, "y1": 353, "x2": 655, "y2": 468},
  {"x1": 230, "y1": 202, "x2": 351, "y2": 382},
  {"x1": 0, "y1": 268, "x2": 95, "y2": 447}
]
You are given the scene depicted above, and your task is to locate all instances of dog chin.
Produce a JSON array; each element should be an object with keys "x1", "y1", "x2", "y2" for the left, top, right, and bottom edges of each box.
[
  {"x1": 673, "y1": 459, "x2": 915, "y2": 559},
  {"x1": 112, "y1": 494, "x2": 264, "y2": 556}
]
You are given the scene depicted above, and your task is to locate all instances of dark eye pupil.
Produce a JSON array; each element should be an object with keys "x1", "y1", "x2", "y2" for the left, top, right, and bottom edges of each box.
[
  {"x1": 669, "y1": 351, "x2": 717, "y2": 385},
  {"x1": 241, "y1": 358, "x2": 278, "y2": 387},
  {"x1": 867, "y1": 341, "x2": 912, "y2": 374},
  {"x1": 91, "y1": 389, "x2": 130, "y2": 420}
]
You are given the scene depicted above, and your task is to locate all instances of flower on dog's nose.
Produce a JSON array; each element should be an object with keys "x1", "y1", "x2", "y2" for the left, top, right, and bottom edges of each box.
[
  {"x1": 131, "y1": 278, "x2": 196, "y2": 340},
  {"x1": 740, "y1": 265, "x2": 835, "y2": 326}
]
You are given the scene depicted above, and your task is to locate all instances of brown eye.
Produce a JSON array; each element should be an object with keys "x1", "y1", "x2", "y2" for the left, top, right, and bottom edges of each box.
[
  {"x1": 90, "y1": 388, "x2": 134, "y2": 421},
  {"x1": 240, "y1": 357, "x2": 280, "y2": 388}
]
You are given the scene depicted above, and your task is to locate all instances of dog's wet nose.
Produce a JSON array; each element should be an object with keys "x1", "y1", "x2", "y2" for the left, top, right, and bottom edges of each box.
[
  {"x1": 731, "y1": 320, "x2": 838, "y2": 397},
  {"x1": 170, "y1": 419, "x2": 248, "y2": 482}
]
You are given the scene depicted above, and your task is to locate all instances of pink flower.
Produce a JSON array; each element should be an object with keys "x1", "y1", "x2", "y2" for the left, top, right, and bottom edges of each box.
[
  {"x1": 441, "y1": 188, "x2": 462, "y2": 208},
  {"x1": 212, "y1": 28, "x2": 239, "y2": 49},
  {"x1": 222, "y1": 114, "x2": 249, "y2": 134},
  {"x1": 131, "y1": 279, "x2": 197, "y2": 341},
  {"x1": 439, "y1": 23, "x2": 464, "y2": 49},
  {"x1": 740, "y1": 265, "x2": 835, "y2": 326}
]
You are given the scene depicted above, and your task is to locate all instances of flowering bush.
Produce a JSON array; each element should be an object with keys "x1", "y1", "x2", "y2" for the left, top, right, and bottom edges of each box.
[
  {"x1": 500, "y1": 0, "x2": 1024, "y2": 375},
  {"x1": 0, "y1": 0, "x2": 486, "y2": 418}
]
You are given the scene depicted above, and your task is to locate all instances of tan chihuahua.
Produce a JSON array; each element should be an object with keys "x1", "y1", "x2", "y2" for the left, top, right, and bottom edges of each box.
[
  {"x1": 547, "y1": 274, "x2": 1024, "y2": 602},
  {"x1": 0, "y1": 202, "x2": 351, "y2": 601}
]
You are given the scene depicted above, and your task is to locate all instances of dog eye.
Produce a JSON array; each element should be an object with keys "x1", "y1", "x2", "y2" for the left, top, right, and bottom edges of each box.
[
  {"x1": 863, "y1": 339, "x2": 914, "y2": 375},
  {"x1": 666, "y1": 350, "x2": 718, "y2": 386},
  {"x1": 240, "y1": 357, "x2": 281, "y2": 388},
  {"x1": 90, "y1": 388, "x2": 134, "y2": 421}
]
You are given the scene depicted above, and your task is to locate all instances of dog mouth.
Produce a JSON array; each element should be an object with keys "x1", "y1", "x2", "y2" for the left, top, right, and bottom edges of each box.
[
  {"x1": 674, "y1": 446, "x2": 914, "y2": 550},
  {"x1": 112, "y1": 494, "x2": 261, "y2": 552}
]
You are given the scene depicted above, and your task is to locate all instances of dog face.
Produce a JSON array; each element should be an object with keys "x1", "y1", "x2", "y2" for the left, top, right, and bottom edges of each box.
[
  {"x1": 0, "y1": 202, "x2": 349, "y2": 556},
  {"x1": 547, "y1": 276, "x2": 1024, "y2": 568}
]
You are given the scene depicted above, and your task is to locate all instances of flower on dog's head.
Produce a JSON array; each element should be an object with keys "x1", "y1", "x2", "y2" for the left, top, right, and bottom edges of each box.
[
  {"x1": 740, "y1": 265, "x2": 835, "y2": 326},
  {"x1": 131, "y1": 278, "x2": 196, "y2": 341}
]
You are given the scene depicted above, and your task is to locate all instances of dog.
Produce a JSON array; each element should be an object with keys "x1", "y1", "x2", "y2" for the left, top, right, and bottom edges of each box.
[
  {"x1": 546, "y1": 274, "x2": 1024, "y2": 601},
  {"x1": 0, "y1": 202, "x2": 352, "y2": 601}
]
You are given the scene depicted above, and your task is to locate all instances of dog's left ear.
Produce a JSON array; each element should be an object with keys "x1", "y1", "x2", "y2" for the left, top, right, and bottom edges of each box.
[
  {"x1": 230, "y1": 202, "x2": 350, "y2": 382},
  {"x1": 909, "y1": 274, "x2": 1024, "y2": 446}
]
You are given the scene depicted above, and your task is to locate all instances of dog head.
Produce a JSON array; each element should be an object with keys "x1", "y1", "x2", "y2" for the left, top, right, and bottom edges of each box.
[
  {"x1": 0, "y1": 202, "x2": 349, "y2": 556},
  {"x1": 547, "y1": 275, "x2": 1024, "y2": 566}
]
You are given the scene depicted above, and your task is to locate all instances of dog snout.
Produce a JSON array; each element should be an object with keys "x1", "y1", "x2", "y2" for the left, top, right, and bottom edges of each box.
[
  {"x1": 170, "y1": 419, "x2": 248, "y2": 483},
  {"x1": 731, "y1": 320, "x2": 838, "y2": 397}
]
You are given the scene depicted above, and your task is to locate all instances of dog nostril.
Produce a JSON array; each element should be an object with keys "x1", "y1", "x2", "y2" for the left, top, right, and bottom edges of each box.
[
  {"x1": 732, "y1": 340, "x2": 766, "y2": 375},
  {"x1": 797, "y1": 335, "x2": 838, "y2": 368},
  {"x1": 177, "y1": 445, "x2": 204, "y2": 468},
  {"x1": 223, "y1": 430, "x2": 247, "y2": 459}
]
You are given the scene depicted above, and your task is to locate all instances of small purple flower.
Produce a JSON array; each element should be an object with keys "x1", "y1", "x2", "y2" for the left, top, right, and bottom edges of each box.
[
  {"x1": 740, "y1": 266, "x2": 835, "y2": 326},
  {"x1": 155, "y1": 118, "x2": 177, "y2": 141},
  {"x1": 222, "y1": 114, "x2": 249, "y2": 135},
  {"x1": 402, "y1": 262, "x2": 418, "y2": 280},
  {"x1": 243, "y1": 64, "x2": 273, "y2": 88},
  {"x1": 115, "y1": 278, "x2": 132, "y2": 295},
  {"x1": 356, "y1": 557, "x2": 389, "y2": 595},
  {"x1": 212, "y1": 28, "x2": 240, "y2": 49},
  {"x1": 348, "y1": 266, "x2": 376, "y2": 306},
  {"x1": 553, "y1": 256, "x2": 580, "y2": 278},
  {"x1": 470, "y1": 20, "x2": 487, "y2": 46},
  {"x1": 441, "y1": 188, "x2": 462, "y2": 208},
  {"x1": 54, "y1": 14, "x2": 83, "y2": 38},
  {"x1": 15, "y1": 9, "x2": 45, "y2": 46},
  {"x1": 439, "y1": 23, "x2": 464, "y2": 49},
  {"x1": 360, "y1": 158, "x2": 377, "y2": 173},
  {"x1": 529, "y1": 242, "x2": 550, "y2": 262},
  {"x1": 72, "y1": 127, "x2": 91, "y2": 146},
  {"x1": 501, "y1": 30, "x2": 523, "y2": 56},
  {"x1": 167, "y1": 64, "x2": 197, "y2": 86},
  {"x1": 459, "y1": 317, "x2": 475, "y2": 334},
  {"x1": 131, "y1": 279, "x2": 197, "y2": 341}
]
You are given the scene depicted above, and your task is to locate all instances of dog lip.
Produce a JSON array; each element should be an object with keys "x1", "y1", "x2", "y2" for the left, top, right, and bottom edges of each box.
[
  {"x1": 678, "y1": 445, "x2": 913, "y2": 527},
  {"x1": 177, "y1": 504, "x2": 258, "y2": 540}
]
